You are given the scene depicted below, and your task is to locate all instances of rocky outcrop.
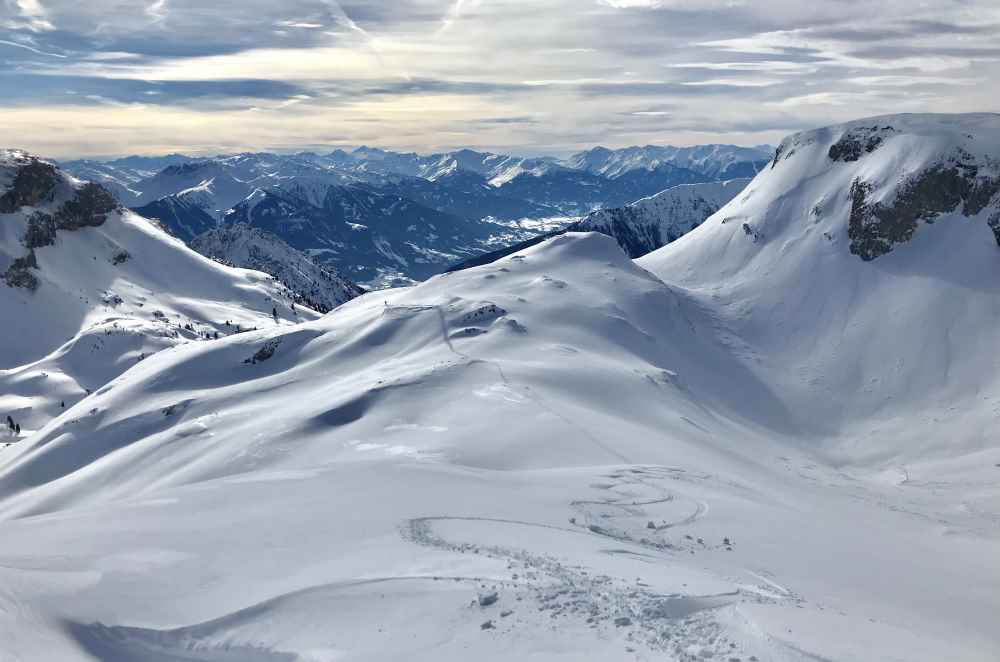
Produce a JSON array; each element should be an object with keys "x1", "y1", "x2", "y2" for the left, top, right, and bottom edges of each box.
[
  {"x1": 848, "y1": 164, "x2": 1000, "y2": 260},
  {"x1": 829, "y1": 126, "x2": 896, "y2": 162},
  {"x1": 22, "y1": 212, "x2": 58, "y2": 249},
  {"x1": 3, "y1": 157, "x2": 122, "y2": 291},
  {"x1": 0, "y1": 159, "x2": 59, "y2": 213},
  {"x1": 53, "y1": 182, "x2": 118, "y2": 230},
  {"x1": 3, "y1": 251, "x2": 39, "y2": 290}
]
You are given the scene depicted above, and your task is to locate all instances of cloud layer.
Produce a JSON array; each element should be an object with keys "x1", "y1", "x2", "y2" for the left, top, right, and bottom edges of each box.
[{"x1": 0, "y1": 0, "x2": 997, "y2": 157}]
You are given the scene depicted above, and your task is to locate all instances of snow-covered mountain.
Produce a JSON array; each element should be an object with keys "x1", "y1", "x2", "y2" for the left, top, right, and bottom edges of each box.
[
  {"x1": 493, "y1": 163, "x2": 712, "y2": 214},
  {"x1": 574, "y1": 178, "x2": 750, "y2": 257},
  {"x1": 334, "y1": 146, "x2": 558, "y2": 185},
  {"x1": 0, "y1": 151, "x2": 321, "y2": 433},
  {"x1": 2, "y1": 114, "x2": 999, "y2": 661},
  {"x1": 191, "y1": 223, "x2": 364, "y2": 313},
  {"x1": 58, "y1": 154, "x2": 197, "y2": 204},
  {"x1": 132, "y1": 193, "x2": 219, "y2": 242},
  {"x1": 55, "y1": 144, "x2": 770, "y2": 286},
  {"x1": 131, "y1": 161, "x2": 256, "y2": 213},
  {"x1": 640, "y1": 112, "x2": 1000, "y2": 459},
  {"x1": 445, "y1": 178, "x2": 750, "y2": 267},
  {"x1": 567, "y1": 144, "x2": 772, "y2": 180},
  {"x1": 375, "y1": 170, "x2": 558, "y2": 221},
  {"x1": 224, "y1": 183, "x2": 505, "y2": 288}
]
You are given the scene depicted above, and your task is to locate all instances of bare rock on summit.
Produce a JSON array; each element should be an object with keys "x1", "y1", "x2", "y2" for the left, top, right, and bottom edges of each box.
[{"x1": 0, "y1": 159, "x2": 59, "y2": 213}]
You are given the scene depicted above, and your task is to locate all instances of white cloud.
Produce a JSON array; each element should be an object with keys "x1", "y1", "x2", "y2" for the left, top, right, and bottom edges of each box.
[{"x1": 1, "y1": 0, "x2": 998, "y2": 156}]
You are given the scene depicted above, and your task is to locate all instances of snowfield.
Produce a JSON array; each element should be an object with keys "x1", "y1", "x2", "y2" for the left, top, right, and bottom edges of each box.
[{"x1": 1, "y1": 115, "x2": 999, "y2": 661}]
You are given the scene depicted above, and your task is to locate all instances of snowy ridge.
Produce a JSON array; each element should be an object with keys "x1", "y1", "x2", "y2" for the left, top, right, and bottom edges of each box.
[
  {"x1": 1, "y1": 153, "x2": 321, "y2": 434},
  {"x1": 640, "y1": 112, "x2": 1000, "y2": 461},
  {"x1": 131, "y1": 162, "x2": 252, "y2": 214},
  {"x1": 575, "y1": 178, "x2": 750, "y2": 257},
  {"x1": 567, "y1": 144, "x2": 772, "y2": 180},
  {"x1": 191, "y1": 223, "x2": 364, "y2": 313},
  {"x1": 2, "y1": 116, "x2": 1000, "y2": 661}
]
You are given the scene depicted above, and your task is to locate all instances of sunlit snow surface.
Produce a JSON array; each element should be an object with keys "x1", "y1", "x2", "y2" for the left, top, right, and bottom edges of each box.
[{"x1": 2, "y1": 115, "x2": 1000, "y2": 661}]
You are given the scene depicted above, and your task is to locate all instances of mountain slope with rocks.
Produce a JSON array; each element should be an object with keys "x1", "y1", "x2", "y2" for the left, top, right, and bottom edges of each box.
[
  {"x1": 0, "y1": 151, "x2": 321, "y2": 434},
  {"x1": 191, "y1": 223, "x2": 364, "y2": 313},
  {"x1": 225, "y1": 183, "x2": 506, "y2": 288},
  {"x1": 640, "y1": 112, "x2": 1000, "y2": 461},
  {"x1": 575, "y1": 178, "x2": 751, "y2": 257}
]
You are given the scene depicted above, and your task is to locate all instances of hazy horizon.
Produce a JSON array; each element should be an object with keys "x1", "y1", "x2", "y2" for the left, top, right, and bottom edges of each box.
[{"x1": 1, "y1": 1, "x2": 998, "y2": 158}]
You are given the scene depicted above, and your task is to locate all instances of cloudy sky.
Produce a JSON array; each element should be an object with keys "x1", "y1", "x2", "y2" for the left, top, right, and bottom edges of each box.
[{"x1": 1, "y1": 0, "x2": 998, "y2": 158}]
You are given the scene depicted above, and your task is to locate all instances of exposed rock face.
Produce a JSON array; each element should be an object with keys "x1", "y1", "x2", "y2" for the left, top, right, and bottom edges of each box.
[
  {"x1": 53, "y1": 182, "x2": 119, "y2": 230},
  {"x1": 0, "y1": 159, "x2": 59, "y2": 213},
  {"x1": 3, "y1": 251, "x2": 39, "y2": 290},
  {"x1": 190, "y1": 223, "x2": 364, "y2": 313},
  {"x1": 849, "y1": 165, "x2": 1000, "y2": 260},
  {"x1": 2, "y1": 155, "x2": 122, "y2": 291},
  {"x1": 829, "y1": 126, "x2": 896, "y2": 162},
  {"x1": 22, "y1": 212, "x2": 58, "y2": 249}
]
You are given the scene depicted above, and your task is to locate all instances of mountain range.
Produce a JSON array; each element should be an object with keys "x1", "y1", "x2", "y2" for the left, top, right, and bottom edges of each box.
[
  {"x1": 62, "y1": 144, "x2": 771, "y2": 286},
  {"x1": 2, "y1": 113, "x2": 998, "y2": 661}
]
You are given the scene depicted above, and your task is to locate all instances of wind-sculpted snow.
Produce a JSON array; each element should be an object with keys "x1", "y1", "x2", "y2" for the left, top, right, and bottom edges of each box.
[{"x1": 2, "y1": 218, "x2": 999, "y2": 660}]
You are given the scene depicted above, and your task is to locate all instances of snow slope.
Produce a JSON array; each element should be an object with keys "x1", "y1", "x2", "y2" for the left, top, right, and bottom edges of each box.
[
  {"x1": 1, "y1": 115, "x2": 999, "y2": 662},
  {"x1": 640, "y1": 112, "x2": 1000, "y2": 464},
  {"x1": 191, "y1": 223, "x2": 364, "y2": 313},
  {"x1": 131, "y1": 162, "x2": 253, "y2": 214},
  {"x1": 0, "y1": 151, "x2": 321, "y2": 433},
  {"x1": 575, "y1": 179, "x2": 750, "y2": 257}
]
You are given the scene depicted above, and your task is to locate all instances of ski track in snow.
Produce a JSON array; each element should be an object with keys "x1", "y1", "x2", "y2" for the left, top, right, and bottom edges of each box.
[{"x1": 401, "y1": 464, "x2": 802, "y2": 660}]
